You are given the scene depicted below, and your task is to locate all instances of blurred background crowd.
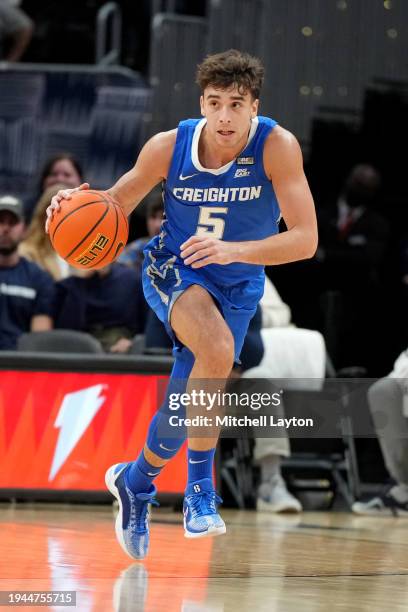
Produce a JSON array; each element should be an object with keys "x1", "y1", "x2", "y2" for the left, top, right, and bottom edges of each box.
[
  {"x1": 1, "y1": 0, "x2": 408, "y2": 512},
  {"x1": 1, "y1": 0, "x2": 406, "y2": 372}
]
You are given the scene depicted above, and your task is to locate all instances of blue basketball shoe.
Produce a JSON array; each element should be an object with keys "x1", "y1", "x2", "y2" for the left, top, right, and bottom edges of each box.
[
  {"x1": 105, "y1": 462, "x2": 159, "y2": 559},
  {"x1": 183, "y1": 478, "x2": 226, "y2": 538}
]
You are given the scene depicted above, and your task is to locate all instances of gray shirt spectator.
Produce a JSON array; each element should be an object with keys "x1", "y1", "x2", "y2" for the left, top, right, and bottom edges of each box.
[{"x1": 0, "y1": 0, "x2": 33, "y2": 61}]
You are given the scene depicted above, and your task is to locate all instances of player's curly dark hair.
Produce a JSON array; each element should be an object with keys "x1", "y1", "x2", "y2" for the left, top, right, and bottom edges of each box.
[{"x1": 196, "y1": 49, "x2": 264, "y2": 100}]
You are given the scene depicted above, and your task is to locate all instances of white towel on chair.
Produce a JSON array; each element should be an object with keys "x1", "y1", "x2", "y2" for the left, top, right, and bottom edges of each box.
[{"x1": 243, "y1": 328, "x2": 326, "y2": 391}]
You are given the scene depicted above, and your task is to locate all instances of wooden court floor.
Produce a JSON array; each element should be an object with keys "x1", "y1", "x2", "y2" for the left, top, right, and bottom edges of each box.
[{"x1": 1, "y1": 503, "x2": 408, "y2": 611}]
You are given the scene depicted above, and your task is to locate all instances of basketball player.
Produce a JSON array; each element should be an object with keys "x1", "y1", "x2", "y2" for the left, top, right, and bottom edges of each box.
[{"x1": 46, "y1": 50, "x2": 317, "y2": 559}]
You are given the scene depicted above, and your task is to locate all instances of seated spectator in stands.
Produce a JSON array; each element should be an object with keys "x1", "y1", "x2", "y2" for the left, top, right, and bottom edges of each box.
[
  {"x1": 261, "y1": 275, "x2": 292, "y2": 329},
  {"x1": 0, "y1": 194, "x2": 54, "y2": 350},
  {"x1": 40, "y1": 153, "x2": 83, "y2": 192},
  {"x1": 0, "y1": 0, "x2": 33, "y2": 61},
  {"x1": 25, "y1": 153, "x2": 83, "y2": 222},
  {"x1": 249, "y1": 278, "x2": 302, "y2": 513},
  {"x1": 316, "y1": 163, "x2": 390, "y2": 371},
  {"x1": 227, "y1": 277, "x2": 301, "y2": 512},
  {"x1": 317, "y1": 164, "x2": 388, "y2": 285},
  {"x1": 19, "y1": 184, "x2": 70, "y2": 280},
  {"x1": 236, "y1": 276, "x2": 292, "y2": 374},
  {"x1": 53, "y1": 263, "x2": 146, "y2": 353},
  {"x1": 353, "y1": 349, "x2": 408, "y2": 516},
  {"x1": 119, "y1": 196, "x2": 164, "y2": 274}
]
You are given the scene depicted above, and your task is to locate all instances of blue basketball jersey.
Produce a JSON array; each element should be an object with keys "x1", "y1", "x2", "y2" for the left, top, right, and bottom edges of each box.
[{"x1": 161, "y1": 115, "x2": 281, "y2": 287}]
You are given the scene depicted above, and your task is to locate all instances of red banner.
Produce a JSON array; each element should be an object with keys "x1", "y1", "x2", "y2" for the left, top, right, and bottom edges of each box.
[{"x1": 0, "y1": 370, "x2": 187, "y2": 492}]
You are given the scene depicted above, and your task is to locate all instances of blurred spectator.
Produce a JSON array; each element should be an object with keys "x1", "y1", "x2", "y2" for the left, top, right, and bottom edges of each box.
[
  {"x1": 0, "y1": 0, "x2": 33, "y2": 61},
  {"x1": 53, "y1": 263, "x2": 146, "y2": 353},
  {"x1": 352, "y1": 349, "x2": 408, "y2": 516},
  {"x1": 250, "y1": 279, "x2": 302, "y2": 513},
  {"x1": 228, "y1": 278, "x2": 301, "y2": 513},
  {"x1": 261, "y1": 275, "x2": 292, "y2": 329},
  {"x1": 239, "y1": 278, "x2": 326, "y2": 513},
  {"x1": 40, "y1": 153, "x2": 83, "y2": 191},
  {"x1": 316, "y1": 163, "x2": 390, "y2": 370},
  {"x1": 19, "y1": 184, "x2": 70, "y2": 280},
  {"x1": 317, "y1": 164, "x2": 388, "y2": 285},
  {"x1": 25, "y1": 153, "x2": 83, "y2": 222},
  {"x1": 0, "y1": 194, "x2": 54, "y2": 349},
  {"x1": 228, "y1": 276, "x2": 292, "y2": 374}
]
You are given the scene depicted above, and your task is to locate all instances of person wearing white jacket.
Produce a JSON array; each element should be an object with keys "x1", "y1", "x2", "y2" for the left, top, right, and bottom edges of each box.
[
  {"x1": 260, "y1": 275, "x2": 292, "y2": 329},
  {"x1": 352, "y1": 350, "x2": 408, "y2": 516},
  {"x1": 251, "y1": 276, "x2": 302, "y2": 513}
]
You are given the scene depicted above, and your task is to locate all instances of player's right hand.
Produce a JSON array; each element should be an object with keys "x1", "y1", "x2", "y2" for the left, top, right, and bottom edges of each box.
[{"x1": 45, "y1": 182, "x2": 90, "y2": 233}]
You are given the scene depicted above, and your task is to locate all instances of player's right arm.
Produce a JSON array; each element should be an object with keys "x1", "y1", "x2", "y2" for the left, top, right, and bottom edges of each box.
[
  {"x1": 45, "y1": 130, "x2": 176, "y2": 232},
  {"x1": 107, "y1": 130, "x2": 176, "y2": 215}
]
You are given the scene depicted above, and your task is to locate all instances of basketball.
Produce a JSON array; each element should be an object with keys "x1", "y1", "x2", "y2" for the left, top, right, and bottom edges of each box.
[{"x1": 48, "y1": 190, "x2": 128, "y2": 270}]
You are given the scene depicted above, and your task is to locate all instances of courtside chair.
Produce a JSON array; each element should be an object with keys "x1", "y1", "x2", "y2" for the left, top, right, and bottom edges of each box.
[{"x1": 17, "y1": 330, "x2": 104, "y2": 354}]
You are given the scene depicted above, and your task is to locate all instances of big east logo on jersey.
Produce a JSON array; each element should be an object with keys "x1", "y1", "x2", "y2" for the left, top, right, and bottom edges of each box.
[
  {"x1": 234, "y1": 168, "x2": 250, "y2": 178},
  {"x1": 173, "y1": 185, "x2": 262, "y2": 203}
]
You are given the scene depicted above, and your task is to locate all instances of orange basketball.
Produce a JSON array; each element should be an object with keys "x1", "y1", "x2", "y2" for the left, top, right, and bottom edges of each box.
[{"x1": 49, "y1": 190, "x2": 128, "y2": 270}]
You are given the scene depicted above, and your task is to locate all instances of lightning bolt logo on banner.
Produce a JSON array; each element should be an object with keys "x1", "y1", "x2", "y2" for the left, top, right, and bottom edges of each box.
[{"x1": 49, "y1": 385, "x2": 107, "y2": 481}]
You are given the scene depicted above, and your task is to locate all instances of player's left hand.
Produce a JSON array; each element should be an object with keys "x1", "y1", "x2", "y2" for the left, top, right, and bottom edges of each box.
[
  {"x1": 180, "y1": 236, "x2": 236, "y2": 268},
  {"x1": 45, "y1": 182, "x2": 90, "y2": 233}
]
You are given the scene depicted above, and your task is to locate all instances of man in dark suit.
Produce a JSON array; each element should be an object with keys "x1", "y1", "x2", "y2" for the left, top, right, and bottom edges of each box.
[{"x1": 316, "y1": 164, "x2": 390, "y2": 371}]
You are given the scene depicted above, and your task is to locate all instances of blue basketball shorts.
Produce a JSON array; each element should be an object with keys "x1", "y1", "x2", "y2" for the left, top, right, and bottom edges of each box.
[{"x1": 142, "y1": 238, "x2": 264, "y2": 362}]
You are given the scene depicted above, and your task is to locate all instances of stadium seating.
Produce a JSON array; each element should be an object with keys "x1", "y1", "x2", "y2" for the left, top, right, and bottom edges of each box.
[
  {"x1": 0, "y1": 66, "x2": 149, "y2": 197},
  {"x1": 17, "y1": 330, "x2": 104, "y2": 354},
  {"x1": 0, "y1": 73, "x2": 45, "y2": 119},
  {"x1": 87, "y1": 86, "x2": 152, "y2": 187},
  {"x1": 149, "y1": 13, "x2": 207, "y2": 134}
]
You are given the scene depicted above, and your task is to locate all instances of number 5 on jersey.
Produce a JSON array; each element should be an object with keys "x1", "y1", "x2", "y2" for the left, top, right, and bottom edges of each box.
[{"x1": 196, "y1": 206, "x2": 228, "y2": 239}]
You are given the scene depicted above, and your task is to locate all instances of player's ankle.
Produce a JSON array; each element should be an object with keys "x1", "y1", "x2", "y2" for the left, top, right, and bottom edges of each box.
[
  {"x1": 187, "y1": 448, "x2": 215, "y2": 485},
  {"x1": 127, "y1": 452, "x2": 164, "y2": 493}
]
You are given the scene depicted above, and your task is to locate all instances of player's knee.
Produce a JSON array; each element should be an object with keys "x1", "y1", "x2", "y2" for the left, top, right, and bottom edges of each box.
[
  {"x1": 368, "y1": 377, "x2": 402, "y2": 421},
  {"x1": 196, "y1": 329, "x2": 234, "y2": 375}
]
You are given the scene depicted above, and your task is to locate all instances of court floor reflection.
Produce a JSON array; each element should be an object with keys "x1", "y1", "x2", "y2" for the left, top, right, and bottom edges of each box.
[{"x1": 1, "y1": 505, "x2": 408, "y2": 611}]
